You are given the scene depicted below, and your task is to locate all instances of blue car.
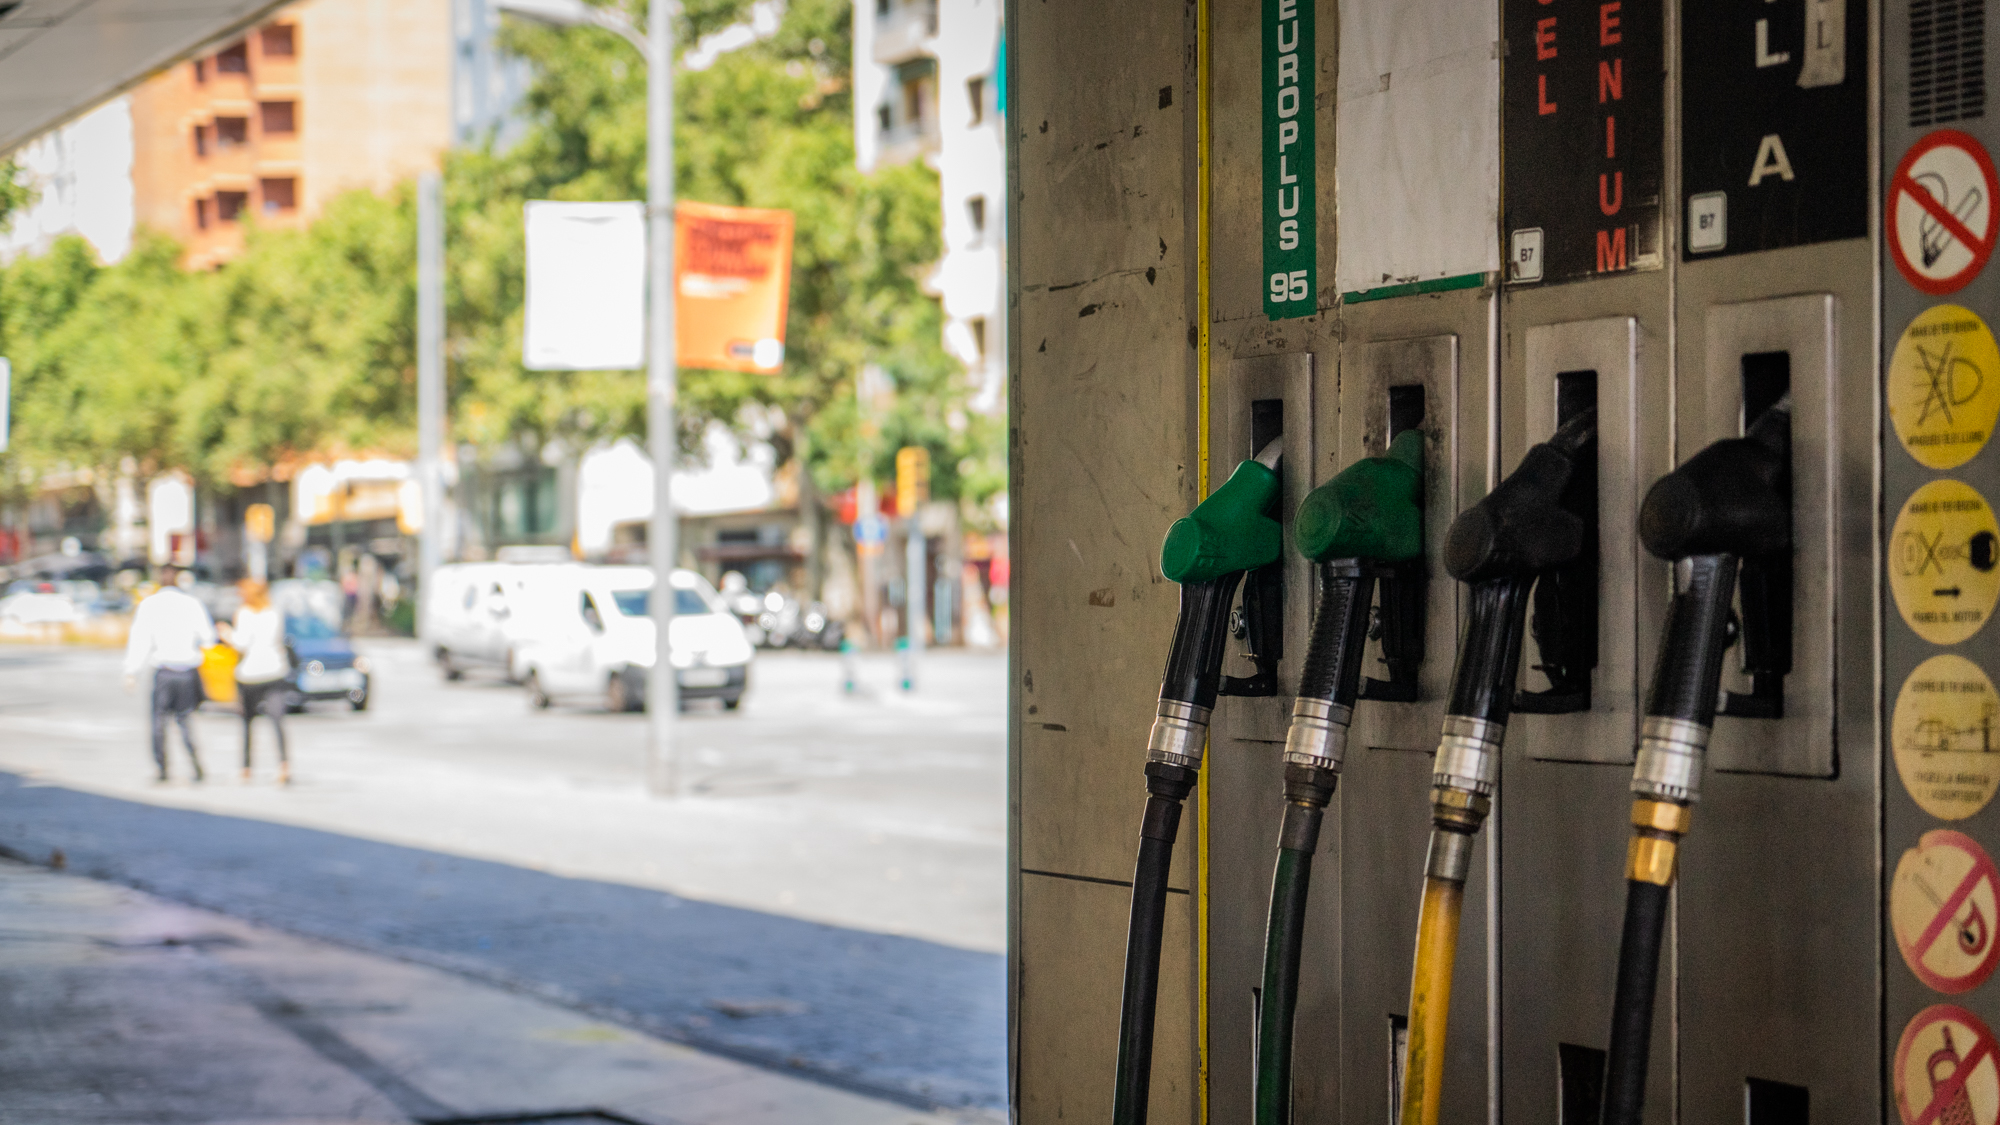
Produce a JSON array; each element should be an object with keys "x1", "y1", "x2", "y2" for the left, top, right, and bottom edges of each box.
[{"x1": 282, "y1": 612, "x2": 373, "y2": 712}]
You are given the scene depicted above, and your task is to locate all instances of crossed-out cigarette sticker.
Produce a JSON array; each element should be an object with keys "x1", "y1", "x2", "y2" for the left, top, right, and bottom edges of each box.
[
  {"x1": 1895, "y1": 831, "x2": 2000, "y2": 994},
  {"x1": 1896, "y1": 1004, "x2": 2000, "y2": 1125},
  {"x1": 1891, "y1": 130, "x2": 2000, "y2": 297}
]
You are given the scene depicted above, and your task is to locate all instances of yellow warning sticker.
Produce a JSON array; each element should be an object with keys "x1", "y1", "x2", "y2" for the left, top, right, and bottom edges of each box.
[
  {"x1": 1893, "y1": 830, "x2": 2000, "y2": 993},
  {"x1": 1896, "y1": 655, "x2": 2000, "y2": 821},
  {"x1": 1893, "y1": 479, "x2": 2000, "y2": 645},
  {"x1": 1891, "y1": 305, "x2": 2000, "y2": 470}
]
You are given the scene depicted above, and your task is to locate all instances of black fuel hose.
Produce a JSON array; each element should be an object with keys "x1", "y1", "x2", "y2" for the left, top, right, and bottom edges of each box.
[
  {"x1": 1114, "y1": 446, "x2": 1283, "y2": 1125},
  {"x1": 1600, "y1": 400, "x2": 1790, "y2": 1125},
  {"x1": 1113, "y1": 575, "x2": 1240, "y2": 1125}
]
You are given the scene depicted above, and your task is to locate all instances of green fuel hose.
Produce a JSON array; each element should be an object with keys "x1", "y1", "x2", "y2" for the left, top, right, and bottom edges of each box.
[{"x1": 1254, "y1": 432, "x2": 1423, "y2": 1125}]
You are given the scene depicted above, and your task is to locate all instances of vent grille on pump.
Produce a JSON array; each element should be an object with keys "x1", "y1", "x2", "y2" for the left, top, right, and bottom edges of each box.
[{"x1": 1912, "y1": 0, "x2": 1988, "y2": 125}]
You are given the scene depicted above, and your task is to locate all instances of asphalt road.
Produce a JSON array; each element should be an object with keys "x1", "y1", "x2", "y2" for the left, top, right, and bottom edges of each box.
[{"x1": 0, "y1": 640, "x2": 1009, "y2": 1110}]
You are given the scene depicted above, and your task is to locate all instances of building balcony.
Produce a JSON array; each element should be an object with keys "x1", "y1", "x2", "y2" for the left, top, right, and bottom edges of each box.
[
  {"x1": 872, "y1": 0, "x2": 937, "y2": 65},
  {"x1": 877, "y1": 120, "x2": 939, "y2": 166}
]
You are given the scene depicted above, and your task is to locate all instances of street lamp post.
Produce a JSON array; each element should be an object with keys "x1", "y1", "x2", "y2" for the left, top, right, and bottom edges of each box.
[{"x1": 495, "y1": 0, "x2": 679, "y2": 795}]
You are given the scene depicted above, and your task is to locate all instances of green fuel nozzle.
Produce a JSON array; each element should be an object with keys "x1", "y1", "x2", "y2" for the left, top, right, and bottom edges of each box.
[
  {"x1": 1115, "y1": 438, "x2": 1285, "y2": 1125},
  {"x1": 1255, "y1": 428, "x2": 1425, "y2": 1125},
  {"x1": 1293, "y1": 428, "x2": 1425, "y2": 564},
  {"x1": 1161, "y1": 451, "x2": 1285, "y2": 584}
]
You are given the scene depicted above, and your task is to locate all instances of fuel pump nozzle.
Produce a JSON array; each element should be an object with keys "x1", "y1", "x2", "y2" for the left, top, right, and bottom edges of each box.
[
  {"x1": 1113, "y1": 438, "x2": 1284, "y2": 1125},
  {"x1": 1399, "y1": 407, "x2": 1597, "y2": 1125},
  {"x1": 1254, "y1": 429, "x2": 1424, "y2": 1125},
  {"x1": 1600, "y1": 398, "x2": 1790, "y2": 1125}
]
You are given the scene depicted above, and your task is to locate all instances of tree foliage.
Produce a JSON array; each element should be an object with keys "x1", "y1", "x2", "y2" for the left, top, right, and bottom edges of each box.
[{"x1": 0, "y1": 0, "x2": 1002, "y2": 511}]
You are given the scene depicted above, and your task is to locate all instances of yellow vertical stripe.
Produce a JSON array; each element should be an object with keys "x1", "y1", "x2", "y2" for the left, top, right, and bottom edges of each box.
[{"x1": 1194, "y1": 0, "x2": 1213, "y2": 1119}]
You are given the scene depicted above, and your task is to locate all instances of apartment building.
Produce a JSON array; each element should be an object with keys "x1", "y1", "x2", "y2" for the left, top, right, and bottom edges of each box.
[
  {"x1": 128, "y1": 0, "x2": 452, "y2": 269},
  {"x1": 854, "y1": 0, "x2": 1006, "y2": 410}
]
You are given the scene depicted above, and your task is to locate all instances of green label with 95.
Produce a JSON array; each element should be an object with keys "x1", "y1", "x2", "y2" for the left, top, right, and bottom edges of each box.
[{"x1": 1263, "y1": 0, "x2": 1315, "y2": 319}]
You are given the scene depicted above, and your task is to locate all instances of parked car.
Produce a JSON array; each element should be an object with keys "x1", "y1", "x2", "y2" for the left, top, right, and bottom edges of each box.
[
  {"x1": 271, "y1": 579, "x2": 372, "y2": 711},
  {"x1": 513, "y1": 566, "x2": 753, "y2": 712},
  {"x1": 423, "y1": 562, "x2": 557, "y2": 682}
]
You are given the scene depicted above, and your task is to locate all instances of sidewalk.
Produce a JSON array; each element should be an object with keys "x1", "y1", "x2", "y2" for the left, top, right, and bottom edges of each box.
[{"x1": 0, "y1": 856, "x2": 993, "y2": 1125}]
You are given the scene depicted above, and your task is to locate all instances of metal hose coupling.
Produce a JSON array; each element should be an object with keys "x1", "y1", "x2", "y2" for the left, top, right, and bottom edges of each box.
[
  {"x1": 1432, "y1": 714, "x2": 1504, "y2": 797},
  {"x1": 1147, "y1": 698, "x2": 1212, "y2": 770},
  {"x1": 1626, "y1": 797, "x2": 1693, "y2": 886},
  {"x1": 1283, "y1": 697, "x2": 1353, "y2": 769},
  {"x1": 1630, "y1": 715, "x2": 1709, "y2": 804}
]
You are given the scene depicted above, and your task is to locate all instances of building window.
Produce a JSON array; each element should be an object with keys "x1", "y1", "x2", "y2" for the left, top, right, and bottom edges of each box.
[
  {"x1": 967, "y1": 194, "x2": 987, "y2": 236},
  {"x1": 193, "y1": 59, "x2": 206, "y2": 83},
  {"x1": 260, "y1": 24, "x2": 295, "y2": 57},
  {"x1": 877, "y1": 104, "x2": 893, "y2": 134},
  {"x1": 969, "y1": 317, "x2": 988, "y2": 359},
  {"x1": 967, "y1": 76, "x2": 986, "y2": 125},
  {"x1": 194, "y1": 198, "x2": 210, "y2": 229},
  {"x1": 260, "y1": 178, "x2": 296, "y2": 214},
  {"x1": 259, "y1": 101, "x2": 295, "y2": 135},
  {"x1": 875, "y1": 0, "x2": 889, "y2": 14},
  {"x1": 192, "y1": 124, "x2": 208, "y2": 157},
  {"x1": 215, "y1": 116, "x2": 248, "y2": 148},
  {"x1": 216, "y1": 40, "x2": 249, "y2": 74},
  {"x1": 216, "y1": 191, "x2": 247, "y2": 222}
]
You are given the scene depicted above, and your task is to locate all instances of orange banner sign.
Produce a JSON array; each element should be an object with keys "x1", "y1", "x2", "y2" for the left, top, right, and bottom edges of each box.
[{"x1": 676, "y1": 200, "x2": 795, "y2": 373}]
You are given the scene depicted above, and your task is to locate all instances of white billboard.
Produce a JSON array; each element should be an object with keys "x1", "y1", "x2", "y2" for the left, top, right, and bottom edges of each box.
[{"x1": 522, "y1": 200, "x2": 646, "y2": 371}]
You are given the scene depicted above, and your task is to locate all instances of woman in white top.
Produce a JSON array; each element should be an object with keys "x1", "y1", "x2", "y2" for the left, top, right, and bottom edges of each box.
[{"x1": 231, "y1": 579, "x2": 291, "y2": 784}]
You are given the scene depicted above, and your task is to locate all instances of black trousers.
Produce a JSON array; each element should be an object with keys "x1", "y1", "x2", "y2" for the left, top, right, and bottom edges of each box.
[
  {"x1": 238, "y1": 679, "x2": 289, "y2": 769},
  {"x1": 150, "y1": 667, "x2": 203, "y2": 779}
]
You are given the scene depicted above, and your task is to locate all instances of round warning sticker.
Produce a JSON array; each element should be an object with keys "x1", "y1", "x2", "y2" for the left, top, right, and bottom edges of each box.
[
  {"x1": 1896, "y1": 1004, "x2": 2000, "y2": 1125},
  {"x1": 1893, "y1": 480, "x2": 2000, "y2": 645},
  {"x1": 1892, "y1": 130, "x2": 2000, "y2": 296},
  {"x1": 1896, "y1": 655, "x2": 2000, "y2": 821},
  {"x1": 1895, "y1": 831, "x2": 2000, "y2": 993},
  {"x1": 1892, "y1": 306, "x2": 2000, "y2": 470}
]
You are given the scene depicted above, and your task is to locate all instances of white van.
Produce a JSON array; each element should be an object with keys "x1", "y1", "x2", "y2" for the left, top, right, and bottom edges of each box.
[
  {"x1": 424, "y1": 562, "x2": 573, "y2": 682},
  {"x1": 514, "y1": 566, "x2": 753, "y2": 712}
]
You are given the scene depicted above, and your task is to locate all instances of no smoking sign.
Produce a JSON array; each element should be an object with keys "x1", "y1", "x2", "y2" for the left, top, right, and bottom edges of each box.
[
  {"x1": 1896, "y1": 831, "x2": 2000, "y2": 994},
  {"x1": 1891, "y1": 130, "x2": 2000, "y2": 296}
]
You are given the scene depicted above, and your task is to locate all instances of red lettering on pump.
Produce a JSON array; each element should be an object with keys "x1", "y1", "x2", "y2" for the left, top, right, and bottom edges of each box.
[
  {"x1": 1596, "y1": 227, "x2": 1628, "y2": 271},
  {"x1": 1600, "y1": 2, "x2": 1622, "y2": 44},
  {"x1": 1539, "y1": 73, "x2": 1558, "y2": 115},
  {"x1": 1536, "y1": 17, "x2": 1558, "y2": 59},
  {"x1": 1599, "y1": 171, "x2": 1623, "y2": 215},
  {"x1": 1605, "y1": 116, "x2": 1616, "y2": 158},
  {"x1": 1599, "y1": 58, "x2": 1622, "y2": 101}
]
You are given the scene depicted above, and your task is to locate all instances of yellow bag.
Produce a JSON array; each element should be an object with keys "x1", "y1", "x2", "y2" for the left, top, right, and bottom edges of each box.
[{"x1": 200, "y1": 644, "x2": 240, "y2": 704}]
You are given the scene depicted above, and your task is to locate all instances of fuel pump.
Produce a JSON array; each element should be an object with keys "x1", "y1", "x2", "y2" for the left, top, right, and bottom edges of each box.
[
  {"x1": 1598, "y1": 398, "x2": 1790, "y2": 1125},
  {"x1": 1113, "y1": 437, "x2": 1284, "y2": 1125},
  {"x1": 1254, "y1": 429, "x2": 1425, "y2": 1125},
  {"x1": 1399, "y1": 406, "x2": 1597, "y2": 1125}
]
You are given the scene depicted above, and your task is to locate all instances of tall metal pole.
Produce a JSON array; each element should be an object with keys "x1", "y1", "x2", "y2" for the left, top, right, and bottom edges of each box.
[
  {"x1": 645, "y1": 3, "x2": 680, "y2": 796},
  {"x1": 416, "y1": 171, "x2": 446, "y2": 640}
]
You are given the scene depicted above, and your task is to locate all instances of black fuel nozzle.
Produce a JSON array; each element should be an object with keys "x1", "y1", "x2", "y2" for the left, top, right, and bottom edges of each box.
[
  {"x1": 1602, "y1": 399, "x2": 1791, "y2": 1125},
  {"x1": 1439, "y1": 406, "x2": 1596, "y2": 726},
  {"x1": 1636, "y1": 397, "x2": 1791, "y2": 731}
]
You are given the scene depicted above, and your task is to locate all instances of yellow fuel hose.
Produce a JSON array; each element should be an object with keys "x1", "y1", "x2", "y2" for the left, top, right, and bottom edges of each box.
[{"x1": 1400, "y1": 873, "x2": 1465, "y2": 1125}]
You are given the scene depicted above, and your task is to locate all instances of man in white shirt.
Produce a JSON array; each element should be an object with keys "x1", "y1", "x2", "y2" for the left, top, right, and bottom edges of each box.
[{"x1": 123, "y1": 567, "x2": 217, "y2": 782}]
